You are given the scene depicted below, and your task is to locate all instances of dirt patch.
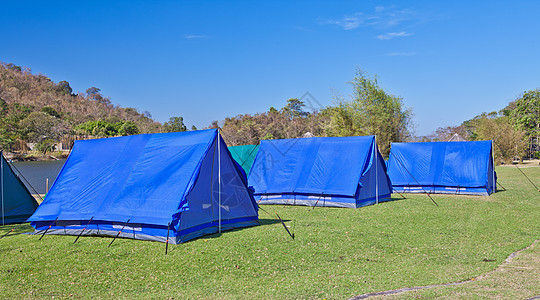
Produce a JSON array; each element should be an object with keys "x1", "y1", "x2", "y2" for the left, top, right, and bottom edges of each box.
[{"x1": 499, "y1": 159, "x2": 540, "y2": 168}]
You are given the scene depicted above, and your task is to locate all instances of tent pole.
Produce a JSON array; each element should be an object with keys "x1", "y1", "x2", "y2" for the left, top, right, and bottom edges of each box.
[
  {"x1": 375, "y1": 137, "x2": 379, "y2": 205},
  {"x1": 492, "y1": 140, "x2": 496, "y2": 194},
  {"x1": 1, "y1": 151, "x2": 4, "y2": 226},
  {"x1": 218, "y1": 129, "x2": 222, "y2": 234}
]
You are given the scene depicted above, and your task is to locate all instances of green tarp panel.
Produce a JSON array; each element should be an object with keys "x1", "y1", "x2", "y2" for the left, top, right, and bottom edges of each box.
[
  {"x1": 1, "y1": 152, "x2": 39, "y2": 225},
  {"x1": 228, "y1": 145, "x2": 259, "y2": 176}
]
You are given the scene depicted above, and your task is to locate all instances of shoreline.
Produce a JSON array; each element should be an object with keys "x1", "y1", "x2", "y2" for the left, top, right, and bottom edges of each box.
[{"x1": 3, "y1": 152, "x2": 69, "y2": 162}]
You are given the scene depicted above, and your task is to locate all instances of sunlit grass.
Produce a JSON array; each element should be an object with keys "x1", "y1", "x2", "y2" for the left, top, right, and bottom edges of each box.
[{"x1": 1, "y1": 166, "x2": 538, "y2": 299}]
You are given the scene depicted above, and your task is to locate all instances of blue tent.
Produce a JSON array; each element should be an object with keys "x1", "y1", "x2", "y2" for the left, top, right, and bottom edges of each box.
[
  {"x1": 1, "y1": 152, "x2": 39, "y2": 225},
  {"x1": 248, "y1": 136, "x2": 392, "y2": 208},
  {"x1": 28, "y1": 129, "x2": 259, "y2": 244},
  {"x1": 387, "y1": 141, "x2": 496, "y2": 195}
]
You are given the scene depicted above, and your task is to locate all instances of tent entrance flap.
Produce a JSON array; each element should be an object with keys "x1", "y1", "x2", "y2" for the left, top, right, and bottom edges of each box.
[{"x1": 0, "y1": 151, "x2": 39, "y2": 225}]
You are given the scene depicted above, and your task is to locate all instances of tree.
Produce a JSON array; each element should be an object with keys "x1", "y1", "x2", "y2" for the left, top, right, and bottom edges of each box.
[
  {"x1": 75, "y1": 120, "x2": 117, "y2": 137},
  {"x1": 5, "y1": 63, "x2": 22, "y2": 72},
  {"x1": 35, "y1": 139, "x2": 56, "y2": 155},
  {"x1": 209, "y1": 120, "x2": 220, "y2": 129},
  {"x1": 41, "y1": 106, "x2": 61, "y2": 118},
  {"x1": 326, "y1": 69, "x2": 412, "y2": 156},
  {"x1": 85, "y1": 86, "x2": 112, "y2": 106},
  {"x1": 86, "y1": 87, "x2": 101, "y2": 98},
  {"x1": 281, "y1": 98, "x2": 308, "y2": 118},
  {"x1": 0, "y1": 103, "x2": 32, "y2": 150},
  {"x1": 474, "y1": 116, "x2": 527, "y2": 164},
  {"x1": 56, "y1": 81, "x2": 73, "y2": 95},
  {"x1": 163, "y1": 116, "x2": 187, "y2": 132},
  {"x1": 433, "y1": 125, "x2": 469, "y2": 141},
  {"x1": 118, "y1": 121, "x2": 139, "y2": 136},
  {"x1": 0, "y1": 98, "x2": 8, "y2": 117},
  {"x1": 507, "y1": 89, "x2": 540, "y2": 157},
  {"x1": 19, "y1": 111, "x2": 69, "y2": 142},
  {"x1": 508, "y1": 89, "x2": 540, "y2": 136}
]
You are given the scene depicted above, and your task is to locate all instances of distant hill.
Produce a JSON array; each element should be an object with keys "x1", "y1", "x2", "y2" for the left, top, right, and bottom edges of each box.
[{"x1": 0, "y1": 61, "x2": 163, "y2": 152}]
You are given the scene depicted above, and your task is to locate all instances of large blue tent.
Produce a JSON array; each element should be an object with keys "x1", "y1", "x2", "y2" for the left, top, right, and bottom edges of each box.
[
  {"x1": 28, "y1": 129, "x2": 259, "y2": 244},
  {"x1": 1, "y1": 152, "x2": 39, "y2": 225},
  {"x1": 387, "y1": 141, "x2": 496, "y2": 195},
  {"x1": 248, "y1": 136, "x2": 392, "y2": 208}
]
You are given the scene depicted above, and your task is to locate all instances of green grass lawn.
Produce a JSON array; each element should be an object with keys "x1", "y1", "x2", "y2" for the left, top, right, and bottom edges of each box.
[{"x1": 1, "y1": 166, "x2": 539, "y2": 299}]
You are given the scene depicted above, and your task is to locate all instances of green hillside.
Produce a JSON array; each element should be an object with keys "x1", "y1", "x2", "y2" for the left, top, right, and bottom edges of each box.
[{"x1": 0, "y1": 62, "x2": 161, "y2": 153}]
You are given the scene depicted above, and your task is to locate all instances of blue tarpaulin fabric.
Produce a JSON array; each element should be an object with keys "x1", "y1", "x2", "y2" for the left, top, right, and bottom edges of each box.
[
  {"x1": 1, "y1": 152, "x2": 38, "y2": 225},
  {"x1": 248, "y1": 136, "x2": 392, "y2": 208},
  {"x1": 28, "y1": 129, "x2": 259, "y2": 244},
  {"x1": 387, "y1": 141, "x2": 496, "y2": 195}
]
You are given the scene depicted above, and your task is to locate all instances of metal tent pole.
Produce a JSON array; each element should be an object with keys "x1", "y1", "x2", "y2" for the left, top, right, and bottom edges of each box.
[
  {"x1": 375, "y1": 137, "x2": 379, "y2": 205},
  {"x1": 492, "y1": 140, "x2": 496, "y2": 194},
  {"x1": 1, "y1": 151, "x2": 4, "y2": 226},
  {"x1": 218, "y1": 130, "x2": 222, "y2": 233}
]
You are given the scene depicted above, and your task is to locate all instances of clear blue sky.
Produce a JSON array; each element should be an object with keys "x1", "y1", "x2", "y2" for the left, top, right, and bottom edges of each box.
[{"x1": 1, "y1": 1, "x2": 539, "y2": 135}]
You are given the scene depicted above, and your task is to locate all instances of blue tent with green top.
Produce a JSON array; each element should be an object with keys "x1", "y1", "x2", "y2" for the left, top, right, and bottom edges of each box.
[
  {"x1": 228, "y1": 144, "x2": 259, "y2": 176},
  {"x1": 248, "y1": 135, "x2": 392, "y2": 208},
  {"x1": 1, "y1": 151, "x2": 39, "y2": 225},
  {"x1": 28, "y1": 129, "x2": 259, "y2": 244}
]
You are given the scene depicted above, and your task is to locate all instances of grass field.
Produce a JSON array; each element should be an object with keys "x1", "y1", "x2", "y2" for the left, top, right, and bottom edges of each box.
[{"x1": 1, "y1": 166, "x2": 539, "y2": 299}]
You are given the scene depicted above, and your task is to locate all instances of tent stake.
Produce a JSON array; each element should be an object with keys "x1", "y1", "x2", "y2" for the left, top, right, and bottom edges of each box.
[
  {"x1": 515, "y1": 165, "x2": 540, "y2": 192},
  {"x1": 1, "y1": 228, "x2": 14, "y2": 239},
  {"x1": 392, "y1": 188, "x2": 407, "y2": 200},
  {"x1": 108, "y1": 219, "x2": 130, "y2": 247},
  {"x1": 74, "y1": 217, "x2": 93, "y2": 244},
  {"x1": 165, "y1": 222, "x2": 170, "y2": 255},
  {"x1": 497, "y1": 181, "x2": 506, "y2": 191},
  {"x1": 312, "y1": 193, "x2": 324, "y2": 209},
  {"x1": 275, "y1": 213, "x2": 294, "y2": 240},
  {"x1": 39, "y1": 217, "x2": 58, "y2": 240}
]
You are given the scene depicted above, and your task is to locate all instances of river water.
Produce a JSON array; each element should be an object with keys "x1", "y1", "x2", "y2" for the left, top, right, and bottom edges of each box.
[{"x1": 10, "y1": 160, "x2": 66, "y2": 194}]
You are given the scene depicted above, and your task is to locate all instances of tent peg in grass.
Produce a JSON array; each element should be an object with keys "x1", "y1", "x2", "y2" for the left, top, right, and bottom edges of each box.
[
  {"x1": 275, "y1": 212, "x2": 295, "y2": 240},
  {"x1": 108, "y1": 219, "x2": 130, "y2": 247},
  {"x1": 515, "y1": 165, "x2": 540, "y2": 192},
  {"x1": 165, "y1": 222, "x2": 170, "y2": 255},
  {"x1": 39, "y1": 217, "x2": 58, "y2": 240},
  {"x1": 74, "y1": 217, "x2": 93, "y2": 244},
  {"x1": 312, "y1": 193, "x2": 324, "y2": 209},
  {"x1": 392, "y1": 188, "x2": 407, "y2": 200},
  {"x1": 0, "y1": 228, "x2": 14, "y2": 239}
]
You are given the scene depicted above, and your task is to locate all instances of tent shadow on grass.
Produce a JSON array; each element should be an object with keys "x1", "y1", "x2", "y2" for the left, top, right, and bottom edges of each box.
[
  {"x1": 181, "y1": 218, "x2": 282, "y2": 241},
  {"x1": 0, "y1": 223, "x2": 34, "y2": 239},
  {"x1": 166, "y1": 218, "x2": 283, "y2": 252}
]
